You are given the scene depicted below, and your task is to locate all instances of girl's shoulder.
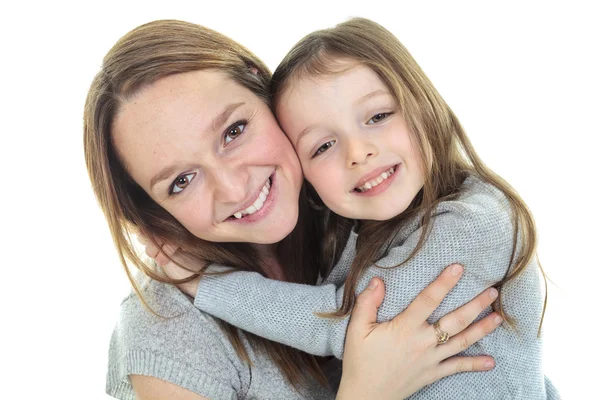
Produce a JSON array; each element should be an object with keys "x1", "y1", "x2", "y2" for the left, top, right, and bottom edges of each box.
[
  {"x1": 418, "y1": 175, "x2": 517, "y2": 249},
  {"x1": 438, "y1": 175, "x2": 512, "y2": 220}
]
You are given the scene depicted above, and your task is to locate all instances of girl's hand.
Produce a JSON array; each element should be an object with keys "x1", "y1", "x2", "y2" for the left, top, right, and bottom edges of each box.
[
  {"x1": 139, "y1": 236, "x2": 200, "y2": 297},
  {"x1": 337, "y1": 264, "x2": 501, "y2": 400}
]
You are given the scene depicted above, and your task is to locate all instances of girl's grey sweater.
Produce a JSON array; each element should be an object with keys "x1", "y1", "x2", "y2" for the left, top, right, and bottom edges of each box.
[{"x1": 194, "y1": 176, "x2": 560, "y2": 399}]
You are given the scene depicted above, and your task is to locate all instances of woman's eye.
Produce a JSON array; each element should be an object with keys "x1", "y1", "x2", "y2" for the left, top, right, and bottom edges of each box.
[
  {"x1": 367, "y1": 112, "x2": 392, "y2": 124},
  {"x1": 224, "y1": 121, "x2": 247, "y2": 145},
  {"x1": 312, "y1": 140, "x2": 335, "y2": 157},
  {"x1": 170, "y1": 173, "x2": 196, "y2": 195}
]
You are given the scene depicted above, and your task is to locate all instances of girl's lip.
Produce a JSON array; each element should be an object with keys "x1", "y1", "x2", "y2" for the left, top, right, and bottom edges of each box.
[
  {"x1": 352, "y1": 164, "x2": 400, "y2": 197},
  {"x1": 352, "y1": 163, "x2": 400, "y2": 191},
  {"x1": 226, "y1": 171, "x2": 277, "y2": 224}
]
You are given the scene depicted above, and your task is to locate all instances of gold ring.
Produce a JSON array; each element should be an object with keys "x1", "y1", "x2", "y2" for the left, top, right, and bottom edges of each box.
[{"x1": 433, "y1": 320, "x2": 449, "y2": 345}]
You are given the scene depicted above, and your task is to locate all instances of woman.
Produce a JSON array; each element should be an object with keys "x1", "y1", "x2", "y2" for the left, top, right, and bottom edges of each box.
[{"x1": 84, "y1": 19, "x2": 500, "y2": 399}]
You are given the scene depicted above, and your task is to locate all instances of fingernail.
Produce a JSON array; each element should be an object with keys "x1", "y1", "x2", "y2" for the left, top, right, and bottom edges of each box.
[
  {"x1": 489, "y1": 288, "x2": 498, "y2": 300},
  {"x1": 484, "y1": 360, "x2": 495, "y2": 370},
  {"x1": 450, "y1": 264, "x2": 463, "y2": 276},
  {"x1": 494, "y1": 315, "x2": 503, "y2": 325},
  {"x1": 368, "y1": 279, "x2": 379, "y2": 289}
]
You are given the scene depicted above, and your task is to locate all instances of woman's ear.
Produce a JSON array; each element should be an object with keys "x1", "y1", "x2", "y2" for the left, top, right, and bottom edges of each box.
[{"x1": 247, "y1": 61, "x2": 259, "y2": 75}]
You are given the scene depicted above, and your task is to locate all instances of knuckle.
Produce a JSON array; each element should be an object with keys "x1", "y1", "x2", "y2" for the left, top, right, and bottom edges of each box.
[
  {"x1": 454, "y1": 315, "x2": 467, "y2": 331},
  {"x1": 421, "y1": 293, "x2": 438, "y2": 308},
  {"x1": 459, "y1": 335, "x2": 470, "y2": 351},
  {"x1": 455, "y1": 359, "x2": 471, "y2": 374}
]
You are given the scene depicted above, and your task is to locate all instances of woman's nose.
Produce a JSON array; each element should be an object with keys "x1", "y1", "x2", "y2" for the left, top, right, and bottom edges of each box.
[{"x1": 211, "y1": 169, "x2": 249, "y2": 204}]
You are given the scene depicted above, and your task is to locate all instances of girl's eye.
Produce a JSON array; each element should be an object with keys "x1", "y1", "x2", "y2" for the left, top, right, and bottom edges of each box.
[
  {"x1": 312, "y1": 140, "x2": 336, "y2": 158},
  {"x1": 170, "y1": 173, "x2": 196, "y2": 195},
  {"x1": 367, "y1": 112, "x2": 392, "y2": 124},
  {"x1": 224, "y1": 121, "x2": 247, "y2": 145}
]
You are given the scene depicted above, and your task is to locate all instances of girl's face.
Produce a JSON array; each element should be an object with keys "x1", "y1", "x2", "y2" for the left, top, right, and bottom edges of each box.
[
  {"x1": 112, "y1": 70, "x2": 303, "y2": 244},
  {"x1": 277, "y1": 60, "x2": 425, "y2": 221}
]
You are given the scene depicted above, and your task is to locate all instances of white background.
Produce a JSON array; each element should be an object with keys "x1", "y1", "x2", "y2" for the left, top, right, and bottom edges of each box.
[{"x1": 1, "y1": 0, "x2": 597, "y2": 398}]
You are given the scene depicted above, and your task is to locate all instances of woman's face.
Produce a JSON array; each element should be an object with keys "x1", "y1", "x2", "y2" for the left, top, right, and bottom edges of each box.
[{"x1": 112, "y1": 70, "x2": 303, "y2": 244}]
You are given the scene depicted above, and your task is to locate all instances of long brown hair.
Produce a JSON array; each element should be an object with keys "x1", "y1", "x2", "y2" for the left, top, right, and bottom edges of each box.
[
  {"x1": 271, "y1": 17, "x2": 547, "y2": 332},
  {"x1": 83, "y1": 19, "x2": 326, "y2": 386}
]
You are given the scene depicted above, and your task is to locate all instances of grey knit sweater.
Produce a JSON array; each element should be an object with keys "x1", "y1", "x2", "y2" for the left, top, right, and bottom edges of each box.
[
  {"x1": 194, "y1": 176, "x2": 560, "y2": 399},
  {"x1": 106, "y1": 277, "x2": 336, "y2": 399}
]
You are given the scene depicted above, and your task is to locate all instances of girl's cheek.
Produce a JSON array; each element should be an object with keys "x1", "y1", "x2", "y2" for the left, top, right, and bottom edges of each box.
[{"x1": 306, "y1": 162, "x2": 340, "y2": 199}]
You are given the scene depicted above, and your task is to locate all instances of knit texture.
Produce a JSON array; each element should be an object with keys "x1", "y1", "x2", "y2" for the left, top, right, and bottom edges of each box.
[
  {"x1": 195, "y1": 176, "x2": 561, "y2": 399},
  {"x1": 106, "y1": 277, "x2": 335, "y2": 399}
]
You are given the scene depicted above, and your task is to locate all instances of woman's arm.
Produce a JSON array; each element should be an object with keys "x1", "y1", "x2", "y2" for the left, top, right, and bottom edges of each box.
[{"x1": 337, "y1": 269, "x2": 500, "y2": 400}]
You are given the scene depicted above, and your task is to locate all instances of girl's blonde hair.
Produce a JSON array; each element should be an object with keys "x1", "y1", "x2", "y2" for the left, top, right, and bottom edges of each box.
[
  {"x1": 84, "y1": 19, "x2": 326, "y2": 386},
  {"x1": 271, "y1": 17, "x2": 547, "y2": 331}
]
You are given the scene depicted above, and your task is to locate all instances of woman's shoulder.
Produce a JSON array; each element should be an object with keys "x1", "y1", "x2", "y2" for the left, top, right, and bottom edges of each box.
[{"x1": 107, "y1": 278, "x2": 248, "y2": 399}]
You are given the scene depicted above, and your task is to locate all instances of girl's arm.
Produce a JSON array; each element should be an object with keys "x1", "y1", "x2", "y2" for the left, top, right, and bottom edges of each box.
[
  {"x1": 161, "y1": 196, "x2": 515, "y2": 358},
  {"x1": 195, "y1": 207, "x2": 510, "y2": 357}
]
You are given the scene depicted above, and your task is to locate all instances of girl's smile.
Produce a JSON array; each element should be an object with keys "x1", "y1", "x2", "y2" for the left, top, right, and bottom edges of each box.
[{"x1": 276, "y1": 60, "x2": 425, "y2": 221}]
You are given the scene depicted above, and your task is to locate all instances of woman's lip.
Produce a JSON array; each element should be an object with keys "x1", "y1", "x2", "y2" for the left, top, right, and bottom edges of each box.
[
  {"x1": 226, "y1": 171, "x2": 277, "y2": 224},
  {"x1": 352, "y1": 163, "x2": 400, "y2": 191},
  {"x1": 231, "y1": 175, "x2": 272, "y2": 217}
]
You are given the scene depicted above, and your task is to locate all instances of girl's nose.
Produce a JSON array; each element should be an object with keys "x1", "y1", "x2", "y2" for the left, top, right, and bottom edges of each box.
[{"x1": 346, "y1": 139, "x2": 378, "y2": 168}]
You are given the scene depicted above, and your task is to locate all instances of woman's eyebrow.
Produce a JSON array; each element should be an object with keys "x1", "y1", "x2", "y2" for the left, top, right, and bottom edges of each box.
[
  {"x1": 211, "y1": 102, "x2": 245, "y2": 133},
  {"x1": 150, "y1": 165, "x2": 178, "y2": 191},
  {"x1": 148, "y1": 102, "x2": 246, "y2": 192}
]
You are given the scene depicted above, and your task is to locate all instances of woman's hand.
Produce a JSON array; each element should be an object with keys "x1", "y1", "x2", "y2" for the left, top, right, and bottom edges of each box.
[
  {"x1": 139, "y1": 236, "x2": 200, "y2": 297},
  {"x1": 337, "y1": 264, "x2": 502, "y2": 400}
]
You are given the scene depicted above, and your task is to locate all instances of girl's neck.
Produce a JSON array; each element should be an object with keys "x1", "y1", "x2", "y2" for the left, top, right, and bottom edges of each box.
[{"x1": 252, "y1": 243, "x2": 286, "y2": 281}]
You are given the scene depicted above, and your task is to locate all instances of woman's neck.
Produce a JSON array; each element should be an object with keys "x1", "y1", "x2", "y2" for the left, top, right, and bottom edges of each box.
[{"x1": 252, "y1": 243, "x2": 286, "y2": 281}]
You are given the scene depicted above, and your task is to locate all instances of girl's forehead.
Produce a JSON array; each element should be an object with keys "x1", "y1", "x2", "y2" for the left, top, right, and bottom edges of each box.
[{"x1": 285, "y1": 64, "x2": 388, "y2": 103}]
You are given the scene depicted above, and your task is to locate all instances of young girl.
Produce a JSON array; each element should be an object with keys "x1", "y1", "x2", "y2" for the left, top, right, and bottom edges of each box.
[{"x1": 156, "y1": 18, "x2": 559, "y2": 398}]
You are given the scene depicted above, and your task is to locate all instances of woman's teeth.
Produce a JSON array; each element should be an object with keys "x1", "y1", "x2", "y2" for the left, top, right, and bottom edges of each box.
[
  {"x1": 233, "y1": 179, "x2": 271, "y2": 219},
  {"x1": 356, "y1": 166, "x2": 396, "y2": 193}
]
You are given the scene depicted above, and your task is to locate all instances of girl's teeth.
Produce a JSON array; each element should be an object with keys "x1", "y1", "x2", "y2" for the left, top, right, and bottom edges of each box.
[
  {"x1": 259, "y1": 192, "x2": 267, "y2": 202},
  {"x1": 356, "y1": 166, "x2": 397, "y2": 192},
  {"x1": 234, "y1": 212, "x2": 243, "y2": 219}
]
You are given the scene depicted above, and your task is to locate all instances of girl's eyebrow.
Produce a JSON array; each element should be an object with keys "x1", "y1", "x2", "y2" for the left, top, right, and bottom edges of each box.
[
  {"x1": 295, "y1": 124, "x2": 318, "y2": 148},
  {"x1": 355, "y1": 89, "x2": 389, "y2": 105}
]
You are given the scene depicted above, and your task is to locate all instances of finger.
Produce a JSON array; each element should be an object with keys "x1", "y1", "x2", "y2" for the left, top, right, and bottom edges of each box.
[
  {"x1": 432, "y1": 355, "x2": 495, "y2": 382},
  {"x1": 162, "y1": 243, "x2": 179, "y2": 258},
  {"x1": 346, "y1": 278, "x2": 386, "y2": 339},
  {"x1": 156, "y1": 243, "x2": 180, "y2": 268},
  {"x1": 437, "y1": 312, "x2": 503, "y2": 359},
  {"x1": 154, "y1": 250, "x2": 171, "y2": 268},
  {"x1": 137, "y1": 235, "x2": 148, "y2": 246},
  {"x1": 435, "y1": 287, "x2": 498, "y2": 337},
  {"x1": 402, "y1": 264, "x2": 464, "y2": 322},
  {"x1": 144, "y1": 241, "x2": 161, "y2": 260}
]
